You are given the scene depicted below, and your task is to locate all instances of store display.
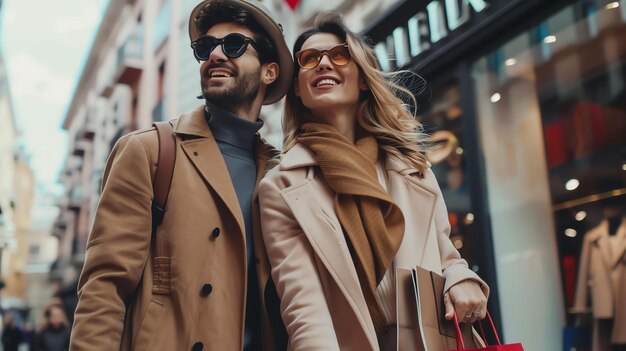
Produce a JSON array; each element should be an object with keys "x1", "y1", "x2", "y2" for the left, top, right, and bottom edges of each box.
[{"x1": 573, "y1": 215, "x2": 626, "y2": 351}]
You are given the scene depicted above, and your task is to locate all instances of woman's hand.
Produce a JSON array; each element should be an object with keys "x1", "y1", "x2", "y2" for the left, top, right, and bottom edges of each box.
[{"x1": 443, "y1": 280, "x2": 487, "y2": 324}]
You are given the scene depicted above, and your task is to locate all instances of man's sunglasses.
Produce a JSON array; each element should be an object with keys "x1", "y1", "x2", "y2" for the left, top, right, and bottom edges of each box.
[
  {"x1": 190, "y1": 33, "x2": 260, "y2": 62},
  {"x1": 295, "y1": 43, "x2": 352, "y2": 69}
]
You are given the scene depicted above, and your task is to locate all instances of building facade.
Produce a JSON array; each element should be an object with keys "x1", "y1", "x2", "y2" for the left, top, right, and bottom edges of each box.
[{"x1": 0, "y1": 0, "x2": 21, "y2": 313}]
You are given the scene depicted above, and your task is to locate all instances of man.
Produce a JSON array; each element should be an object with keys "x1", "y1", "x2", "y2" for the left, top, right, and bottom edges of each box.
[{"x1": 69, "y1": 1, "x2": 292, "y2": 350}]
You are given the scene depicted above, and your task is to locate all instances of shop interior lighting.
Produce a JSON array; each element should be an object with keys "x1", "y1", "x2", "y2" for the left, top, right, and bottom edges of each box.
[
  {"x1": 455, "y1": 147, "x2": 464, "y2": 155},
  {"x1": 575, "y1": 211, "x2": 587, "y2": 221},
  {"x1": 505, "y1": 58, "x2": 517, "y2": 66},
  {"x1": 543, "y1": 35, "x2": 557, "y2": 44},
  {"x1": 622, "y1": 163, "x2": 626, "y2": 171},
  {"x1": 565, "y1": 178, "x2": 580, "y2": 191},
  {"x1": 605, "y1": 2, "x2": 619, "y2": 9},
  {"x1": 565, "y1": 228, "x2": 577, "y2": 238},
  {"x1": 490, "y1": 92, "x2": 501, "y2": 103},
  {"x1": 465, "y1": 213, "x2": 475, "y2": 224},
  {"x1": 454, "y1": 239, "x2": 464, "y2": 249}
]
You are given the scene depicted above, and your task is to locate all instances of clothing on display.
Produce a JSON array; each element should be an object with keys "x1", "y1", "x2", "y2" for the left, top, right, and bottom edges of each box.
[{"x1": 573, "y1": 216, "x2": 626, "y2": 351}]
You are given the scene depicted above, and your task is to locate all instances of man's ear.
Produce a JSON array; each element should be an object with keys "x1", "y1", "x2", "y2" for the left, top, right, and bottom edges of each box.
[{"x1": 262, "y1": 62, "x2": 279, "y2": 86}]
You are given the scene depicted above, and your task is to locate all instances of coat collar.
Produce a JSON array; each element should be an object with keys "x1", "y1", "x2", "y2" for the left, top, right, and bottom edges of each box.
[
  {"x1": 280, "y1": 143, "x2": 316, "y2": 170},
  {"x1": 174, "y1": 104, "x2": 279, "y2": 161},
  {"x1": 280, "y1": 142, "x2": 429, "y2": 175},
  {"x1": 590, "y1": 218, "x2": 626, "y2": 269},
  {"x1": 174, "y1": 105, "x2": 212, "y2": 138}
]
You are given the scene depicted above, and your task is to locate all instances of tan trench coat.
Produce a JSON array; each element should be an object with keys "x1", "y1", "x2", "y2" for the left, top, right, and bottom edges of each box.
[
  {"x1": 573, "y1": 218, "x2": 626, "y2": 349},
  {"x1": 259, "y1": 143, "x2": 489, "y2": 351},
  {"x1": 70, "y1": 105, "x2": 285, "y2": 351}
]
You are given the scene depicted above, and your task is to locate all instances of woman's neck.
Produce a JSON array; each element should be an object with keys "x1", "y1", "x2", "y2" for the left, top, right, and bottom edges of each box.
[{"x1": 311, "y1": 106, "x2": 358, "y2": 143}]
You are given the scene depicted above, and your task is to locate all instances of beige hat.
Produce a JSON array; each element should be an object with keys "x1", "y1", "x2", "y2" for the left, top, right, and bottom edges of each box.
[{"x1": 189, "y1": 0, "x2": 293, "y2": 105}]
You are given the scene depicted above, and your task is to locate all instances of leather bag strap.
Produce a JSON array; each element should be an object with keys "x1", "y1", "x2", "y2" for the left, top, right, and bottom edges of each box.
[{"x1": 151, "y1": 121, "x2": 176, "y2": 236}]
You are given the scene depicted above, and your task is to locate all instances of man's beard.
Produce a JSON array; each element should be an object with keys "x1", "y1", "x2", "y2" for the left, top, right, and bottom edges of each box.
[{"x1": 201, "y1": 66, "x2": 262, "y2": 112}]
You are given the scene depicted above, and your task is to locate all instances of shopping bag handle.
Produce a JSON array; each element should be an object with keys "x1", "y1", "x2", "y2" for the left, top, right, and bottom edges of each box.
[
  {"x1": 478, "y1": 311, "x2": 502, "y2": 346},
  {"x1": 453, "y1": 310, "x2": 502, "y2": 349},
  {"x1": 452, "y1": 312, "x2": 465, "y2": 350}
]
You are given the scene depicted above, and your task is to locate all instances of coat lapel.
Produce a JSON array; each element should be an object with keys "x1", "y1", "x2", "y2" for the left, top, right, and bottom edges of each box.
[
  {"x1": 281, "y1": 145, "x2": 377, "y2": 344},
  {"x1": 175, "y1": 105, "x2": 245, "y2": 238},
  {"x1": 280, "y1": 181, "x2": 378, "y2": 346},
  {"x1": 385, "y1": 156, "x2": 439, "y2": 269}
]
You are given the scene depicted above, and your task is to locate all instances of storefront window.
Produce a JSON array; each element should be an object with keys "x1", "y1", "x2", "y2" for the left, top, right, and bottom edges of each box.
[
  {"x1": 471, "y1": 1, "x2": 625, "y2": 349},
  {"x1": 418, "y1": 74, "x2": 484, "y2": 269}
]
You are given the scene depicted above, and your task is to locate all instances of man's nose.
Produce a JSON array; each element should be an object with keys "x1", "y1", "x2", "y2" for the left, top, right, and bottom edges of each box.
[{"x1": 209, "y1": 44, "x2": 228, "y2": 63}]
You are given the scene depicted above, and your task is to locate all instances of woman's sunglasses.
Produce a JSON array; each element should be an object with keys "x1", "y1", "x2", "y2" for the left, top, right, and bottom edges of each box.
[
  {"x1": 190, "y1": 33, "x2": 260, "y2": 62},
  {"x1": 295, "y1": 43, "x2": 352, "y2": 69}
]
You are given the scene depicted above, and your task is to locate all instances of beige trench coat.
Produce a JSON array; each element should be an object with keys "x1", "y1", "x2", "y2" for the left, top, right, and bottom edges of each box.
[
  {"x1": 259, "y1": 143, "x2": 489, "y2": 351},
  {"x1": 573, "y1": 218, "x2": 626, "y2": 348},
  {"x1": 70, "y1": 105, "x2": 285, "y2": 351}
]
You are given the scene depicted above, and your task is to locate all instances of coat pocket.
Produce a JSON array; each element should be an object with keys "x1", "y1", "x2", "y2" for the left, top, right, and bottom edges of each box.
[{"x1": 133, "y1": 298, "x2": 165, "y2": 351}]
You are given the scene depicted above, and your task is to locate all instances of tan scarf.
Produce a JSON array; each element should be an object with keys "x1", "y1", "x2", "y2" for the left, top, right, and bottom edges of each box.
[{"x1": 297, "y1": 123, "x2": 405, "y2": 336}]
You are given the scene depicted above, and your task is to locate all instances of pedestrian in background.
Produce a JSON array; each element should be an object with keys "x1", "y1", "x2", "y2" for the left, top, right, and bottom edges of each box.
[
  {"x1": 2, "y1": 312, "x2": 24, "y2": 351},
  {"x1": 32, "y1": 304, "x2": 70, "y2": 351}
]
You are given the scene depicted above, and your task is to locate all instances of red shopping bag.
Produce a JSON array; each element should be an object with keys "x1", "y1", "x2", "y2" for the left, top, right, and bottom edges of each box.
[{"x1": 451, "y1": 311, "x2": 524, "y2": 351}]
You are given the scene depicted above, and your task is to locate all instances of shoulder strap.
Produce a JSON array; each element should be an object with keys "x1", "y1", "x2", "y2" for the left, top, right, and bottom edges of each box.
[{"x1": 151, "y1": 121, "x2": 176, "y2": 233}]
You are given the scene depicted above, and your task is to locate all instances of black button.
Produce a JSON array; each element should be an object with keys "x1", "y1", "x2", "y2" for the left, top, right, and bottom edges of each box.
[
  {"x1": 201, "y1": 283, "x2": 213, "y2": 296},
  {"x1": 192, "y1": 342, "x2": 203, "y2": 351},
  {"x1": 211, "y1": 227, "x2": 221, "y2": 238}
]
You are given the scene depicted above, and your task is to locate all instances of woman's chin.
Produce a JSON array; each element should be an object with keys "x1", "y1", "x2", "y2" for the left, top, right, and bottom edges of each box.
[{"x1": 306, "y1": 97, "x2": 356, "y2": 112}]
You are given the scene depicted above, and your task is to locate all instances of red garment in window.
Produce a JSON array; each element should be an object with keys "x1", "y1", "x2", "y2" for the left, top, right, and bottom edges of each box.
[
  {"x1": 544, "y1": 119, "x2": 568, "y2": 168},
  {"x1": 563, "y1": 255, "x2": 577, "y2": 306}
]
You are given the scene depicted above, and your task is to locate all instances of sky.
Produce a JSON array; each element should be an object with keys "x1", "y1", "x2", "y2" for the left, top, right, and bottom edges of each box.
[{"x1": 1, "y1": 0, "x2": 108, "y2": 193}]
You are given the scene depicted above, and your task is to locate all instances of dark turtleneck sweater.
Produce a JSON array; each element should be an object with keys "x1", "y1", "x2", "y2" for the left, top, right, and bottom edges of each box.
[{"x1": 205, "y1": 102, "x2": 263, "y2": 350}]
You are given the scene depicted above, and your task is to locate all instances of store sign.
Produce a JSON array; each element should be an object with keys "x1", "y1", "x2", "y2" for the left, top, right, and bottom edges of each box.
[{"x1": 374, "y1": 0, "x2": 490, "y2": 71}]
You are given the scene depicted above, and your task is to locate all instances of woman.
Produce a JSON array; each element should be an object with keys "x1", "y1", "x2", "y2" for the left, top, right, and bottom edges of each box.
[{"x1": 259, "y1": 13, "x2": 489, "y2": 350}]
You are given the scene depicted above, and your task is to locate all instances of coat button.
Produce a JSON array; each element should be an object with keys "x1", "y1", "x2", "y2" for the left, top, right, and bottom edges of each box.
[
  {"x1": 192, "y1": 342, "x2": 203, "y2": 351},
  {"x1": 201, "y1": 283, "x2": 213, "y2": 296},
  {"x1": 211, "y1": 227, "x2": 221, "y2": 238}
]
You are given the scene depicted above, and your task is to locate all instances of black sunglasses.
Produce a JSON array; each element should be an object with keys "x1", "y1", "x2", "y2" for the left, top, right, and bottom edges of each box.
[
  {"x1": 295, "y1": 43, "x2": 352, "y2": 69},
  {"x1": 190, "y1": 33, "x2": 260, "y2": 62}
]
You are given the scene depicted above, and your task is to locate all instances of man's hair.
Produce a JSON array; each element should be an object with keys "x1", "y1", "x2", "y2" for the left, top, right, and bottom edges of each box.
[{"x1": 194, "y1": 2, "x2": 278, "y2": 64}]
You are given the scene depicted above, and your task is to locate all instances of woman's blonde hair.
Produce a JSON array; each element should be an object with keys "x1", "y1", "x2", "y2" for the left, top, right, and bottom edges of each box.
[{"x1": 283, "y1": 12, "x2": 430, "y2": 172}]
